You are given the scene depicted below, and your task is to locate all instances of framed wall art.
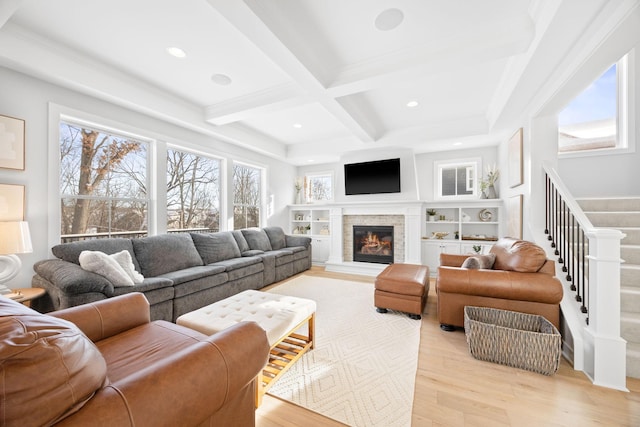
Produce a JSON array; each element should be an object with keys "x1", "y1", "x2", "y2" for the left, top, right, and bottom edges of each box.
[
  {"x1": 508, "y1": 128, "x2": 523, "y2": 188},
  {"x1": 0, "y1": 183, "x2": 25, "y2": 221},
  {"x1": 0, "y1": 114, "x2": 25, "y2": 171},
  {"x1": 507, "y1": 194, "x2": 523, "y2": 239}
]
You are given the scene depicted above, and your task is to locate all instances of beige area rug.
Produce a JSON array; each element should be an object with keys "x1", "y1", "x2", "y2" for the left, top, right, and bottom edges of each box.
[{"x1": 267, "y1": 275, "x2": 421, "y2": 427}]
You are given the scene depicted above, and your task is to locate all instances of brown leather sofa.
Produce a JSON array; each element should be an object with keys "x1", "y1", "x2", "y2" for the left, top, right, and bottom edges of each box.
[
  {"x1": 436, "y1": 237, "x2": 563, "y2": 331},
  {"x1": 0, "y1": 292, "x2": 269, "y2": 427}
]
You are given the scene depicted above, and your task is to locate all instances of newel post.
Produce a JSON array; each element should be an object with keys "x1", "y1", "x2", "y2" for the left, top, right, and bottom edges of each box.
[{"x1": 584, "y1": 228, "x2": 627, "y2": 391}]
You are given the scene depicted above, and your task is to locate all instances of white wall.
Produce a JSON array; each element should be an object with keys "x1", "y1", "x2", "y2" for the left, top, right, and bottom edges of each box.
[
  {"x1": 415, "y1": 147, "x2": 498, "y2": 201},
  {"x1": 0, "y1": 66, "x2": 296, "y2": 290},
  {"x1": 298, "y1": 145, "x2": 498, "y2": 203}
]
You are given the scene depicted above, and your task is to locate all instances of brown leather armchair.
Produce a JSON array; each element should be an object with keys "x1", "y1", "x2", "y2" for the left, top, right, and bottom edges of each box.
[
  {"x1": 436, "y1": 238, "x2": 563, "y2": 331},
  {"x1": 0, "y1": 292, "x2": 270, "y2": 427}
]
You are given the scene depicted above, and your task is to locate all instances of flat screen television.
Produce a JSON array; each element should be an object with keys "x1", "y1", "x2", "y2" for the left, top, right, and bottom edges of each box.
[{"x1": 344, "y1": 158, "x2": 401, "y2": 195}]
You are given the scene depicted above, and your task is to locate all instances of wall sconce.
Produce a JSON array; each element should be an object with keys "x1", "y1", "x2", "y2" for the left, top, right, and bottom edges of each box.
[{"x1": 0, "y1": 221, "x2": 33, "y2": 294}]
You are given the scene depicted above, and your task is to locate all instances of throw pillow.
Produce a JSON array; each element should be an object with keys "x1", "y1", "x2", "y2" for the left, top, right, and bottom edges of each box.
[
  {"x1": 110, "y1": 250, "x2": 144, "y2": 284},
  {"x1": 79, "y1": 250, "x2": 135, "y2": 287},
  {"x1": 461, "y1": 253, "x2": 496, "y2": 270}
]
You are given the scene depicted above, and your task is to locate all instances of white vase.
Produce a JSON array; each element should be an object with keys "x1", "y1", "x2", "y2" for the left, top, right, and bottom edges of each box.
[
  {"x1": 295, "y1": 190, "x2": 302, "y2": 204},
  {"x1": 486, "y1": 185, "x2": 497, "y2": 199}
]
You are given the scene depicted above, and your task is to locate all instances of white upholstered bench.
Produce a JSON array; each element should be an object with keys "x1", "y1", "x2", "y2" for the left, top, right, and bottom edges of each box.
[{"x1": 176, "y1": 289, "x2": 316, "y2": 406}]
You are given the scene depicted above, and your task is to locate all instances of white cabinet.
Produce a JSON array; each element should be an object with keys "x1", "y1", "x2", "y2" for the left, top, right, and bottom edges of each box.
[
  {"x1": 311, "y1": 237, "x2": 330, "y2": 263},
  {"x1": 290, "y1": 207, "x2": 330, "y2": 263},
  {"x1": 422, "y1": 240, "x2": 460, "y2": 272},
  {"x1": 422, "y1": 201, "x2": 502, "y2": 275}
]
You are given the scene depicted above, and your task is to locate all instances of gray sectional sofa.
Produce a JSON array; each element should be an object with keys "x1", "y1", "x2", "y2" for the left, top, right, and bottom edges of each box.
[{"x1": 31, "y1": 227, "x2": 311, "y2": 321}]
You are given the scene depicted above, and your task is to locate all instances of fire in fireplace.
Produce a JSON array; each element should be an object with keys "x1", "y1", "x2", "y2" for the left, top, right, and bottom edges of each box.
[{"x1": 353, "y1": 225, "x2": 394, "y2": 264}]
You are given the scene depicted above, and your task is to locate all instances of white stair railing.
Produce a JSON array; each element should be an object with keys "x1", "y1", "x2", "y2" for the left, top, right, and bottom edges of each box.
[{"x1": 543, "y1": 164, "x2": 627, "y2": 391}]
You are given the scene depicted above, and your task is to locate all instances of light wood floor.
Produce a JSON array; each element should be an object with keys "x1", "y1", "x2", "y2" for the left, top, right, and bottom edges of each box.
[{"x1": 256, "y1": 267, "x2": 640, "y2": 427}]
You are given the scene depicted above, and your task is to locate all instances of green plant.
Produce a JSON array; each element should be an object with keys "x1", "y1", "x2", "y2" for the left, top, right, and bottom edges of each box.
[
  {"x1": 427, "y1": 209, "x2": 437, "y2": 216},
  {"x1": 472, "y1": 245, "x2": 482, "y2": 254}
]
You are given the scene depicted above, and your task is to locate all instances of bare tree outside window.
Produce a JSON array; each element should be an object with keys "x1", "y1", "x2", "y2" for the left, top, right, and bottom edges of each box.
[
  {"x1": 59, "y1": 122, "x2": 148, "y2": 242},
  {"x1": 306, "y1": 173, "x2": 332, "y2": 202},
  {"x1": 166, "y1": 149, "x2": 220, "y2": 232},
  {"x1": 233, "y1": 163, "x2": 261, "y2": 229}
]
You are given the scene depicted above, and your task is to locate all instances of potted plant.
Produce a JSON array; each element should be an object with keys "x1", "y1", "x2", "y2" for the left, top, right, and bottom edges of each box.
[
  {"x1": 480, "y1": 165, "x2": 499, "y2": 199},
  {"x1": 472, "y1": 245, "x2": 482, "y2": 254},
  {"x1": 427, "y1": 209, "x2": 437, "y2": 222}
]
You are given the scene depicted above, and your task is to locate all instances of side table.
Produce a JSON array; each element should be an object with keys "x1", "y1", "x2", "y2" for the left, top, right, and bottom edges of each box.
[{"x1": 2, "y1": 287, "x2": 46, "y2": 307}]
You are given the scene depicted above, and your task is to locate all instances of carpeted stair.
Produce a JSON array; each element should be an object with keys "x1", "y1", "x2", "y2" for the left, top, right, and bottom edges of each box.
[{"x1": 578, "y1": 197, "x2": 640, "y2": 379}]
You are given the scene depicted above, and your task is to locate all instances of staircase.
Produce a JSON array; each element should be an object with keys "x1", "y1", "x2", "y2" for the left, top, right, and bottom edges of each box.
[{"x1": 577, "y1": 197, "x2": 640, "y2": 379}]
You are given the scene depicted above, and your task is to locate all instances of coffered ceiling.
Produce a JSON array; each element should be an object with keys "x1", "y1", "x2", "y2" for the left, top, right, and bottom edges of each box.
[{"x1": 0, "y1": 0, "x2": 624, "y2": 164}]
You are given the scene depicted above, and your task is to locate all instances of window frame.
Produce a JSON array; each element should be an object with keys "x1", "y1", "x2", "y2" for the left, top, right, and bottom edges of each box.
[
  {"x1": 57, "y1": 115, "x2": 153, "y2": 242},
  {"x1": 434, "y1": 158, "x2": 482, "y2": 200},
  {"x1": 305, "y1": 171, "x2": 334, "y2": 203},
  {"x1": 559, "y1": 51, "x2": 636, "y2": 158},
  {"x1": 165, "y1": 145, "x2": 223, "y2": 233},
  {"x1": 232, "y1": 160, "x2": 265, "y2": 229}
]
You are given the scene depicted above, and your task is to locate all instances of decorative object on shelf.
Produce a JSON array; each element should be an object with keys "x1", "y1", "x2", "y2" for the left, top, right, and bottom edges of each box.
[
  {"x1": 454, "y1": 231, "x2": 459, "y2": 240},
  {"x1": 294, "y1": 177, "x2": 303, "y2": 204},
  {"x1": 319, "y1": 226, "x2": 330, "y2": 235},
  {"x1": 461, "y1": 212, "x2": 471, "y2": 222},
  {"x1": 305, "y1": 224, "x2": 311, "y2": 234},
  {"x1": 508, "y1": 128, "x2": 524, "y2": 188},
  {"x1": 480, "y1": 164, "x2": 499, "y2": 199},
  {"x1": 472, "y1": 245, "x2": 482, "y2": 254},
  {"x1": 431, "y1": 231, "x2": 449, "y2": 240},
  {"x1": 427, "y1": 209, "x2": 437, "y2": 222},
  {"x1": 0, "y1": 221, "x2": 32, "y2": 295},
  {"x1": 478, "y1": 209, "x2": 493, "y2": 222},
  {"x1": 0, "y1": 114, "x2": 26, "y2": 171}
]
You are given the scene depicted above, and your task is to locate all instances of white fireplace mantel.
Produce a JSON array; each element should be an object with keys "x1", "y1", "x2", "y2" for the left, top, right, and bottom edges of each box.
[{"x1": 322, "y1": 201, "x2": 425, "y2": 276}]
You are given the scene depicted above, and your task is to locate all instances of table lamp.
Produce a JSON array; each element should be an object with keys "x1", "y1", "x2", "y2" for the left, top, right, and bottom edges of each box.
[{"x1": 0, "y1": 221, "x2": 33, "y2": 295}]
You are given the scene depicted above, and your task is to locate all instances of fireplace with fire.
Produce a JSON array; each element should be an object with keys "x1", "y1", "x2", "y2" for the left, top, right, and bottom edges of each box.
[{"x1": 353, "y1": 225, "x2": 394, "y2": 264}]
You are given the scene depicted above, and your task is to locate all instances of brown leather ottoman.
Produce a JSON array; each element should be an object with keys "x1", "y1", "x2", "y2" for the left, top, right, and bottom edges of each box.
[{"x1": 375, "y1": 263, "x2": 430, "y2": 320}]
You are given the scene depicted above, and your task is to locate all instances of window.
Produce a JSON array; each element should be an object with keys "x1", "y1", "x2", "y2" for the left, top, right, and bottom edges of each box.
[
  {"x1": 59, "y1": 121, "x2": 148, "y2": 241},
  {"x1": 305, "y1": 172, "x2": 333, "y2": 202},
  {"x1": 558, "y1": 53, "x2": 632, "y2": 154},
  {"x1": 233, "y1": 162, "x2": 262, "y2": 229},
  {"x1": 166, "y1": 148, "x2": 221, "y2": 233},
  {"x1": 434, "y1": 159, "x2": 480, "y2": 200}
]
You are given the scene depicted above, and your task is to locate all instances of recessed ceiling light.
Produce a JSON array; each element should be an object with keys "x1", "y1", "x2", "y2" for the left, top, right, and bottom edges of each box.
[
  {"x1": 166, "y1": 46, "x2": 186, "y2": 58},
  {"x1": 406, "y1": 100, "x2": 419, "y2": 108},
  {"x1": 293, "y1": 123, "x2": 303, "y2": 129},
  {"x1": 375, "y1": 8, "x2": 404, "y2": 31},
  {"x1": 211, "y1": 73, "x2": 232, "y2": 86},
  {"x1": 307, "y1": 159, "x2": 315, "y2": 163},
  {"x1": 453, "y1": 142, "x2": 463, "y2": 146}
]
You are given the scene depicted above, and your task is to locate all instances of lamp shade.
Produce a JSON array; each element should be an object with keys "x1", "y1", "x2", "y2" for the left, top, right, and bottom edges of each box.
[{"x1": 0, "y1": 221, "x2": 33, "y2": 255}]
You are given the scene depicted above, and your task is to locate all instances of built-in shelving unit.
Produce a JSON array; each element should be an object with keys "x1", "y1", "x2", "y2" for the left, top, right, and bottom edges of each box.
[
  {"x1": 421, "y1": 200, "x2": 503, "y2": 275},
  {"x1": 289, "y1": 206, "x2": 331, "y2": 263}
]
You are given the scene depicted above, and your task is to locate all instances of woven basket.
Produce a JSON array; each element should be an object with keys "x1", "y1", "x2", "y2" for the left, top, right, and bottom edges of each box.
[{"x1": 464, "y1": 306, "x2": 561, "y2": 376}]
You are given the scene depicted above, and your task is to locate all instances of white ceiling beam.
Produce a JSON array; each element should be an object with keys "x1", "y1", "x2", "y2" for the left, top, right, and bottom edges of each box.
[
  {"x1": 206, "y1": 0, "x2": 376, "y2": 143},
  {"x1": 0, "y1": 0, "x2": 22, "y2": 29},
  {"x1": 327, "y1": 16, "x2": 535, "y2": 98},
  {"x1": 204, "y1": 83, "x2": 311, "y2": 125}
]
